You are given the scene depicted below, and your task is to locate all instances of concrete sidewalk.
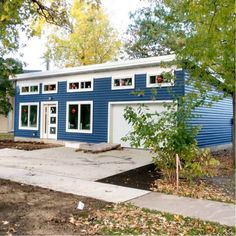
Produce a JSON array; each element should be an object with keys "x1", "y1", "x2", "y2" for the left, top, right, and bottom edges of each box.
[
  {"x1": 0, "y1": 165, "x2": 235, "y2": 227},
  {"x1": 0, "y1": 147, "x2": 235, "y2": 227},
  {"x1": 129, "y1": 192, "x2": 236, "y2": 227},
  {"x1": 0, "y1": 165, "x2": 149, "y2": 203}
]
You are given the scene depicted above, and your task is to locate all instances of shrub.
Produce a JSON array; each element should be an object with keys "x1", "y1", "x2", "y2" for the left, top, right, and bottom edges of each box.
[{"x1": 122, "y1": 93, "x2": 219, "y2": 182}]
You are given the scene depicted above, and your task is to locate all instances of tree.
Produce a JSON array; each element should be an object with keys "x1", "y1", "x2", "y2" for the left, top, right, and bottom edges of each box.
[
  {"x1": 0, "y1": 0, "x2": 71, "y2": 114},
  {"x1": 123, "y1": 88, "x2": 218, "y2": 182},
  {"x1": 44, "y1": 0, "x2": 121, "y2": 67},
  {"x1": 126, "y1": 0, "x2": 235, "y2": 166},
  {"x1": 0, "y1": 0, "x2": 72, "y2": 55},
  {"x1": 0, "y1": 58, "x2": 23, "y2": 115},
  {"x1": 125, "y1": 4, "x2": 177, "y2": 58}
]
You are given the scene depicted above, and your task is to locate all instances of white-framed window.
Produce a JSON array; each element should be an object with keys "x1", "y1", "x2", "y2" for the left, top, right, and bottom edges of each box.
[
  {"x1": 67, "y1": 79, "x2": 93, "y2": 92},
  {"x1": 66, "y1": 101, "x2": 93, "y2": 133},
  {"x1": 146, "y1": 73, "x2": 174, "y2": 88},
  {"x1": 112, "y1": 76, "x2": 135, "y2": 90},
  {"x1": 19, "y1": 103, "x2": 39, "y2": 130},
  {"x1": 20, "y1": 84, "x2": 39, "y2": 95},
  {"x1": 42, "y1": 82, "x2": 58, "y2": 94}
]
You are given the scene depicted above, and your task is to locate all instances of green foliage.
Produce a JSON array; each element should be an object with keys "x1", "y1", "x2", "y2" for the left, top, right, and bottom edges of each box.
[
  {"x1": 125, "y1": 4, "x2": 174, "y2": 58},
  {"x1": 0, "y1": 58, "x2": 23, "y2": 116},
  {"x1": 126, "y1": 0, "x2": 234, "y2": 95},
  {"x1": 126, "y1": 0, "x2": 235, "y2": 165},
  {"x1": 122, "y1": 90, "x2": 218, "y2": 181},
  {"x1": 0, "y1": 0, "x2": 73, "y2": 55},
  {"x1": 130, "y1": 89, "x2": 145, "y2": 97},
  {"x1": 44, "y1": 0, "x2": 121, "y2": 67}
]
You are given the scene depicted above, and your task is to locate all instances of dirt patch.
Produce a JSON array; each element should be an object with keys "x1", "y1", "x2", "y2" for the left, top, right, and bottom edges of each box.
[
  {"x1": 0, "y1": 140, "x2": 61, "y2": 151},
  {"x1": 98, "y1": 149, "x2": 235, "y2": 203},
  {"x1": 97, "y1": 163, "x2": 161, "y2": 190},
  {"x1": 0, "y1": 179, "x2": 108, "y2": 235},
  {"x1": 0, "y1": 179, "x2": 234, "y2": 235}
]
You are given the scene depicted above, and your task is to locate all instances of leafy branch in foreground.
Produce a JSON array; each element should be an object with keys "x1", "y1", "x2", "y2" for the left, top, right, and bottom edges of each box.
[
  {"x1": 122, "y1": 88, "x2": 219, "y2": 182},
  {"x1": 0, "y1": 58, "x2": 23, "y2": 116}
]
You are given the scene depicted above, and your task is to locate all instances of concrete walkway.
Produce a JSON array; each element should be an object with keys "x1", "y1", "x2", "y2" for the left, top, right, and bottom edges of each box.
[
  {"x1": 129, "y1": 192, "x2": 236, "y2": 227},
  {"x1": 0, "y1": 147, "x2": 235, "y2": 227},
  {"x1": 0, "y1": 164, "x2": 235, "y2": 227},
  {"x1": 0, "y1": 165, "x2": 149, "y2": 203}
]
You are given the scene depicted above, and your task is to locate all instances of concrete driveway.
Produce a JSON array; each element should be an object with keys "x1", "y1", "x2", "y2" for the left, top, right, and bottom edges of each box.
[
  {"x1": 0, "y1": 147, "x2": 152, "y2": 181},
  {"x1": 0, "y1": 147, "x2": 153, "y2": 202}
]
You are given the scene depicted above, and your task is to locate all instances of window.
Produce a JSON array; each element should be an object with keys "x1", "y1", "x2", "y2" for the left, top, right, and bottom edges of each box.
[
  {"x1": 80, "y1": 104, "x2": 91, "y2": 130},
  {"x1": 42, "y1": 83, "x2": 57, "y2": 93},
  {"x1": 112, "y1": 76, "x2": 134, "y2": 90},
  {"x1": 20, "y1": 84, "x2": 39, "y2": 95},
  {"x1": 147, "y1": 72, "x2": 174, "y2": 88},
  {"x1": 19, "y1": 103, "x2": 39, "y2": 130},
  {"x1": 68, "y1": 104, "x2": 79, "y2": 130},
  {"x1": 67, "y1": 79, "x2": 93, "y2": 92},
  {"x1": 66, "y1": 101, "x2": 93, "y2": 133}
]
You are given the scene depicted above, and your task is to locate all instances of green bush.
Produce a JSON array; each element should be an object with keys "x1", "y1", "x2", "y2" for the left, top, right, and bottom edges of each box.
[{"x1": 122, "y1": 93, "x2": 219, "y2": 182}]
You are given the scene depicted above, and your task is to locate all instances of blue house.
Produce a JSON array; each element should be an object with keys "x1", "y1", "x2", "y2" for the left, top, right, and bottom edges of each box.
[{"x1": 12, "y1": 55, "x2": 232, "y2": 148}]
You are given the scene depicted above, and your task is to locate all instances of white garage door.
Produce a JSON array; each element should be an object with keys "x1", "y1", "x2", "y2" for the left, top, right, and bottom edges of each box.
[{"x1": 109, "y1": 102, "x2": 169, "y2": 147}]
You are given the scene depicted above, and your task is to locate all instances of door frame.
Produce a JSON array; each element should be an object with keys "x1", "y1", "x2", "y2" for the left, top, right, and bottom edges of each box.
[
  {"x1": 107, "y1": 100, "x2": 173, "y2": 144},
  {"x1": 40, "y1": 101, "x2": 58, "y2": 140}
]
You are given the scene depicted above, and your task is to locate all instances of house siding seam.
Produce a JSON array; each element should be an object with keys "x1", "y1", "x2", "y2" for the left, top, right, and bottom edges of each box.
[
  {"x1": 184, "y1": 72, "x2": 233, "y2": 147},
  {"x1": 14, "y1": 70, "x2": 184, "y2": 143}
]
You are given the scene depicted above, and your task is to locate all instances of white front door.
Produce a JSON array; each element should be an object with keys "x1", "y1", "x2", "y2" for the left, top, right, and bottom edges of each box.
[{"x1": 42, "y1": 103, "x2": 57, "y2": 140}]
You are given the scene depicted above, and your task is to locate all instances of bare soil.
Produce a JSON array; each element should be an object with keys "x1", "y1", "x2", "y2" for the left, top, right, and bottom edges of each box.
[
  {"x1": 0, "y1": 140, "x2": 234, "y2": 234},
  {"x1": 0, "y1": 140, "x2": 61, "y2": 151},
  {"x1": 0, "y1": 179, "x2": 108, "y2": 235},
  {"x1": 97, "y1": 163, "x2": 161, "y2": 190},
  {"x1": 98, "y1": 149, "x2": 235, "y2": 201}
]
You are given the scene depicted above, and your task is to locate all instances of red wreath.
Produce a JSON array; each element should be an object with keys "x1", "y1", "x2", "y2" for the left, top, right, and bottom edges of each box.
[
  {"x1": 156, "y1": 75, "x2": 164, "y2": 83},
  {"x1": 71, "y1": 107, "x2": 76, "y2": 114}
]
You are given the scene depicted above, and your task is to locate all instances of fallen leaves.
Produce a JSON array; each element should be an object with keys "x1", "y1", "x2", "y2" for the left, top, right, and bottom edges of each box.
[
  {"x1": 68, "y1": 204, "x2": 235, "y2": 235},
  {"x1": 151, "y1": 149, "x2": 235, "y2": 204},
  {"x1": 2, "y1": 221, "x2": 9, "y2": 225},
  {"x1": 151, "y1": 178, "x2": 235, "y2": 204},
  {"x1": 207, "y1": 149, "x2": 234, "y2": 176}
]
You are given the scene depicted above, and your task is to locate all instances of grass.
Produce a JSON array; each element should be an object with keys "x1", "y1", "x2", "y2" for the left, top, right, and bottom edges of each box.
[
  {"x1": 70, "y1": 203, "x2": 236, "y2": 235},
  {"x1": 0, "y1": 133, "x2": 13, "y2": 140}
]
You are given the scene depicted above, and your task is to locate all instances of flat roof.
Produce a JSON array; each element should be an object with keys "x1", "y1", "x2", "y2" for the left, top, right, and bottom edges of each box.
[{"x1": 13, "y1": 54, "x2": 175, "y2": 81}]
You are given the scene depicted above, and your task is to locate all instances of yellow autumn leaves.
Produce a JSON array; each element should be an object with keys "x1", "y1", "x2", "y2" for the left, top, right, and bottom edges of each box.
[{"x1": 34, "y1": 0, "x2": 122, "y2": 67}]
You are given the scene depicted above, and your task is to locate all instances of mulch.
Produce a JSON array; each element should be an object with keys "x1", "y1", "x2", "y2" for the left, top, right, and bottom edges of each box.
[
  {"x1": 0, "y1": 140, "x2": 61, "y2": 151},
  {"x1": 98, "y1": 148, "x2": 235, "y2": 203}
]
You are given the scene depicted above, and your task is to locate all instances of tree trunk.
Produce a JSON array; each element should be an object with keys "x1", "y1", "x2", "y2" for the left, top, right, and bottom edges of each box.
[{"x1": 233, "y1": 92, "x2": 236, "y2": 168}]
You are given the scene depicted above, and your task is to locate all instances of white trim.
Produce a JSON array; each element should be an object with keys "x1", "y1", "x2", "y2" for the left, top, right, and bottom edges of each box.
[
  {"x1": 107, "y1": 100, "x2": 173, "y2": 143},
  {"x1": 19, "y1": 84, "x2": 40, "y2": 95},
  {"x1": 15, "y1": 67, "x2": 179, "y2": 84},
  {"x1": 146, "y1": 73, "x2": 174, "y2": 88},
  {"x1": 14, "y1": 55, "x2": 176, "y2": 80},
  {"x1": 67, "y1": 78, "x2": 94, "y2": 93},
  {"x1": 42, "y1": 82, "x2": 58, "y2": 94},
  {"x1": 40, "y1": 101, "x2": 58, "y2": 140},
  {"x1": 66, "y1": 101, "x2": 93, "y2": 134},
  {"x1": 111, "y1": 75, "x2": 135, "y2": 90},
  {"x1": 19, "y1": 102, "x2": 39, "y2": 130}
]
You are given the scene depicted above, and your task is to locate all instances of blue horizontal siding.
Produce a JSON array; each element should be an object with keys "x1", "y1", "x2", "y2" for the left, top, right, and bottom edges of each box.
[
  {"x1": 184, "y1": 73, "x2": 233, "y2": 147},
  {"x1": 14, "y1": 70, "x2": 184, "y2": 143}
]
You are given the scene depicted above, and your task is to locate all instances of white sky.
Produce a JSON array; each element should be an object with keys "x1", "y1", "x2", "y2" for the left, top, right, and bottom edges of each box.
[{"x1": 16, "y1": 0, "x2": 150, "y2": 71}]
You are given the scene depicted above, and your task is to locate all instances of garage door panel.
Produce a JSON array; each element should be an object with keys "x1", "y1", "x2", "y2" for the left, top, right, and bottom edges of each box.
[{"x1": 110, "y1": 102, "x2": 169, "y2": 148}]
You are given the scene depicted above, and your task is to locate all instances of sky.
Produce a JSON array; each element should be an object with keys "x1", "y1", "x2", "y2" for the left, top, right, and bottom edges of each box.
[{"x1": 16, "y1": 0, "x2": 150, "y2": 71}]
